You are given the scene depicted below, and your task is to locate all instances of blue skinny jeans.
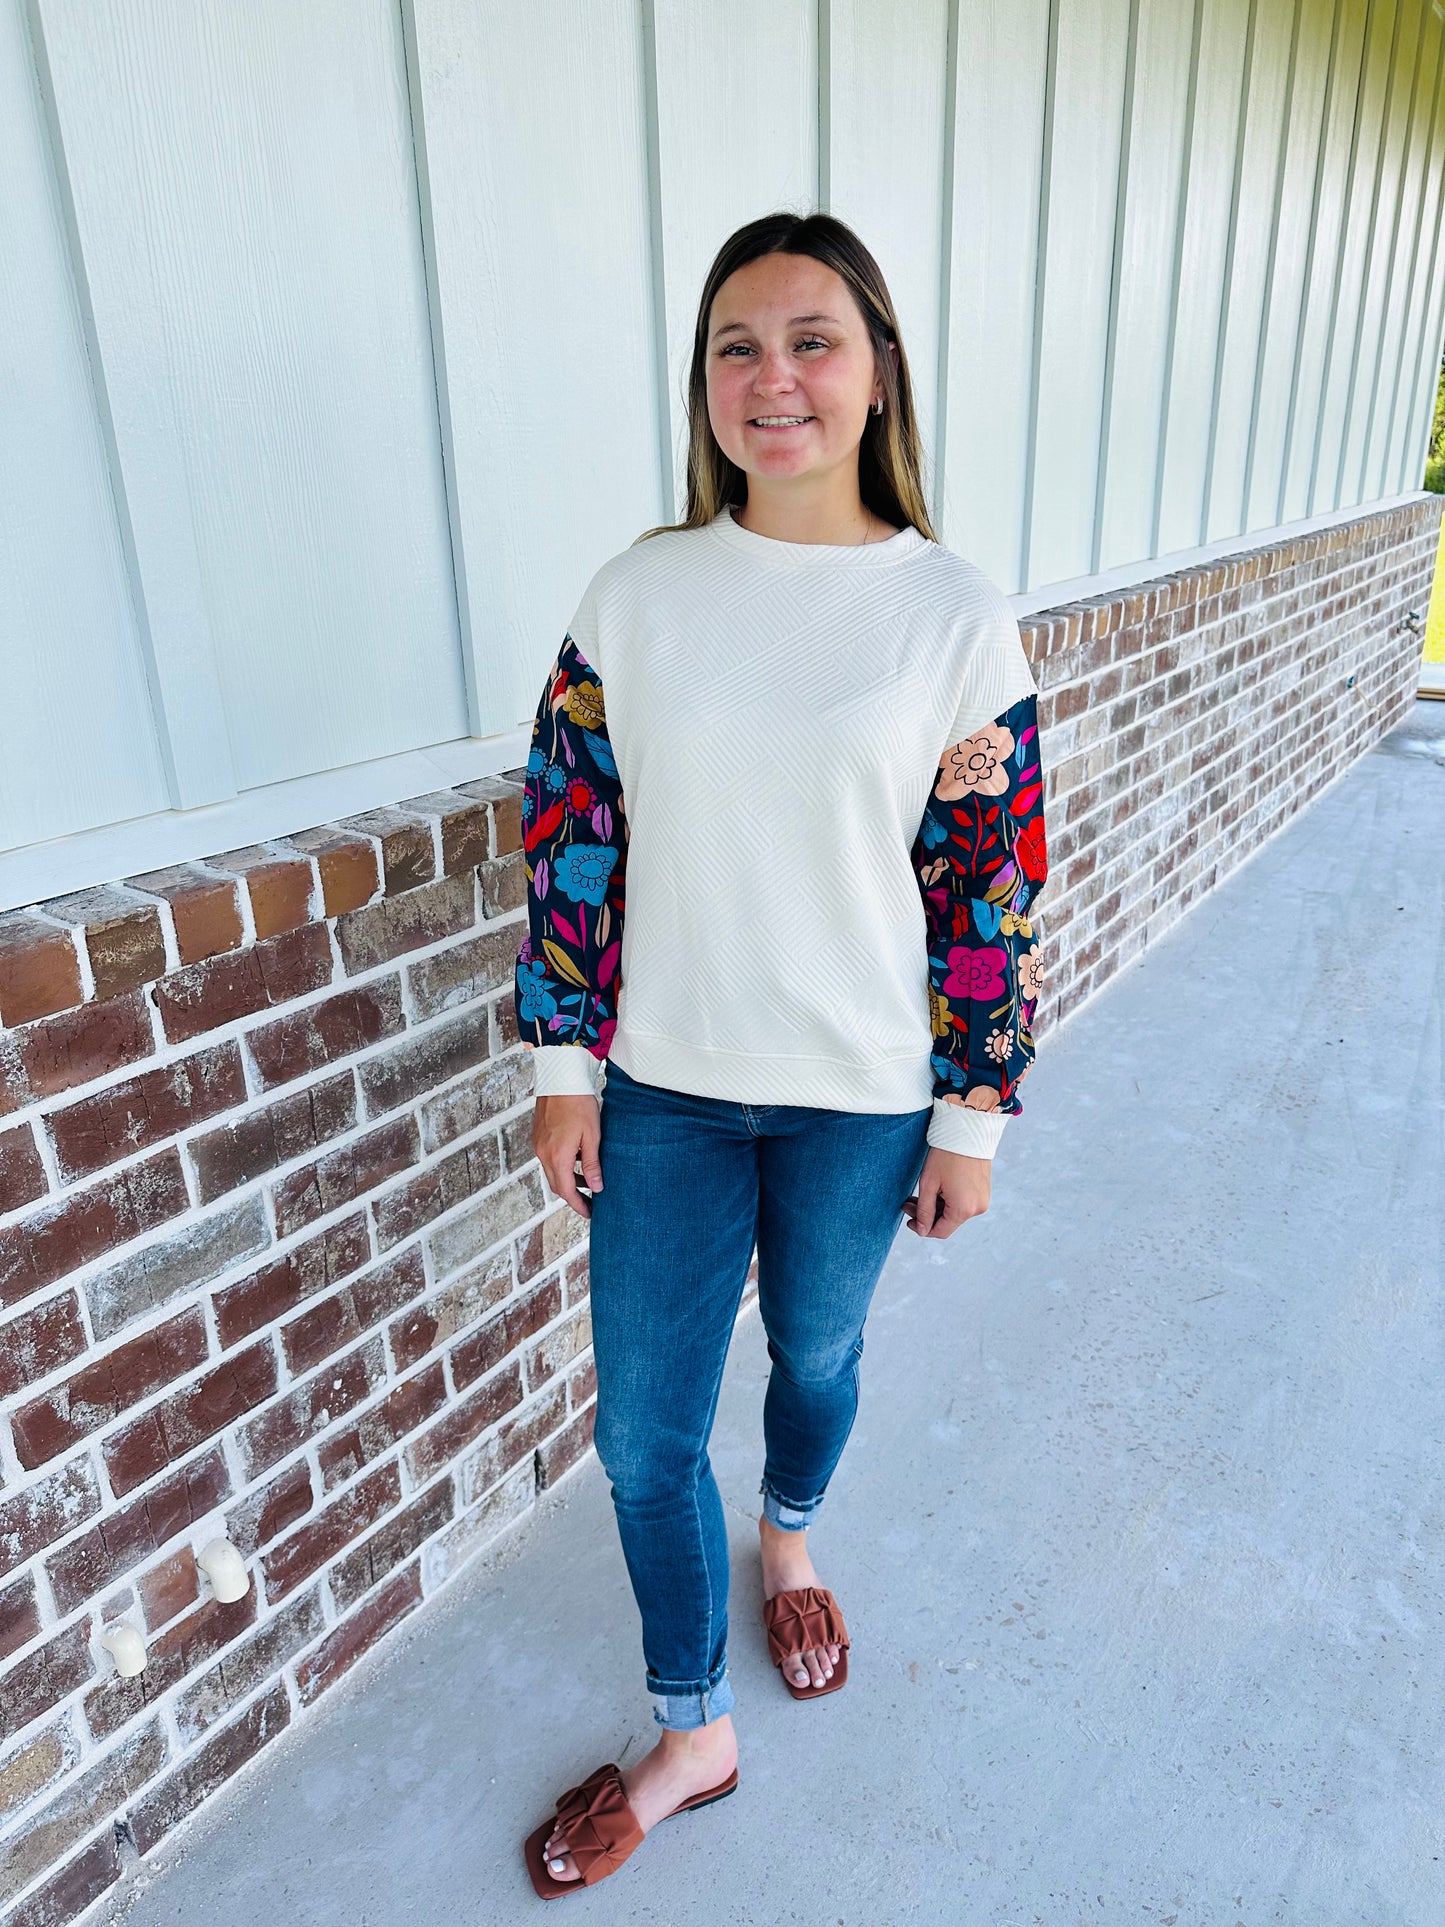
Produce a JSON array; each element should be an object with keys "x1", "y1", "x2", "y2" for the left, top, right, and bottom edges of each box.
[{"x1": 586, "y1": 1059, "x2": 932, "y2": 1731}]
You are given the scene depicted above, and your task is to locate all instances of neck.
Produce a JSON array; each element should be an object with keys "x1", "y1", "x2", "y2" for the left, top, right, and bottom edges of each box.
[{"x1": 731, "y1": 475, "x2": 878, "y2": 547}]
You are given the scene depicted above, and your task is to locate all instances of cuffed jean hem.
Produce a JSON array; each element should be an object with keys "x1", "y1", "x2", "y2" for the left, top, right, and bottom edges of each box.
[
  {"x1": 759, "y1": 1475, "x2": 823, "y2": 1533},
  {"x1": 648, "y1": 1665, "x2": 735, "y2": 1731}
]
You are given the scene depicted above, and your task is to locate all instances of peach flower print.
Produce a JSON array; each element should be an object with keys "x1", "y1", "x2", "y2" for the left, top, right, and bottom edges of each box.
[
  {"x1": 1019, "y1": 943, "x2": 1045, "y2": 1002},
  {"x1": 936, "y1": 718, "x2": 1016, "y2": 802},
  {"x1": 984, "y1": 1027, "x2": 1014, "y2": 1064}
]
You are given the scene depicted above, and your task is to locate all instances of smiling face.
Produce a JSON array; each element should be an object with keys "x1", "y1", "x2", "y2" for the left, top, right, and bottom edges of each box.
[{"x1": 704, "y1": 252, "x2": 890, "y2": 488}]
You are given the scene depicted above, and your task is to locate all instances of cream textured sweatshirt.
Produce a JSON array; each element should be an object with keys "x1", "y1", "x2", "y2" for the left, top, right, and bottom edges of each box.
[{"x1": 512, "y1": 503, "x2": 1049, "y2": 1159}]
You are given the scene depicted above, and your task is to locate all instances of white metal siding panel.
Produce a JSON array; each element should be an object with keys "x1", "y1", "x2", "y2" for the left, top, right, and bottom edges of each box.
[
  {"x1": 1281, "y1": 0, "x2": 1371, "y2": 519},
  {"x1": 1157, "y1": 0, "x2": 1253, "y2": 554},
  {"x1": 1360, "y1": 0, "x2": 1442, "y2": 497},
  {"x1": 401, "y1": 0, "x2": 663, "y2": 736},
  {"x1": 1246, "y1": 0, "x2": 1336, "y2": 532},
  {"x1": 649, "y1": 0, "x2": 817, "y2": 506},
  {"x1": 941, "y1": 0, "x2": 1050, "y2": 586},
  {"x1": 1380, "y1": 25, "x2": 1445, "y2": 490},
  {"x1": 1027, "y1": 0, "x2": 1132, "y2": 589},
  {"x1": 824, "y1": 0, "x2": 950, "y2": 511},
  {"x1": 1311, "y1": 0, "x2": 1399, "y2": 510},
  {"x1": 1205, "y1": 0, "x2": 1297, "y2": 543},
  {"x1": 0, "y1": 1, "x2": 170, "y2": 849},
  {"x1": 1337, "y1": 0, "x2": 1426, "y2": 501},
  {"x1": 1097, "y1": 0, "x2": 1199, "y2": 573},
  {"x1": 31, "y1": 0, "x2": 467, "y2": 795}
]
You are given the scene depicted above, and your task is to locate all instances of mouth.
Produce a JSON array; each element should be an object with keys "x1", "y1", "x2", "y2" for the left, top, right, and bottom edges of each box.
[{"x1": 748, "y1": 415, "x2": 815, "y2": 430}]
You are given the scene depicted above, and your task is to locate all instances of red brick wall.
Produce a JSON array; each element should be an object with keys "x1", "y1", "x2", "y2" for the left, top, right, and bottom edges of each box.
[{"x1": 0, "y1": 495, "x2": 1436, "y2": 1924}]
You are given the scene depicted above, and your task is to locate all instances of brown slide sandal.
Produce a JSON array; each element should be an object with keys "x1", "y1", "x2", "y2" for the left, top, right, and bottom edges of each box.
[
  {"x1": 524, "y1": 1759, "x2": 739, "y2": 1899},
  {"x1": 763, "y1": 1584, "x2": 851, "y2": 1700}
]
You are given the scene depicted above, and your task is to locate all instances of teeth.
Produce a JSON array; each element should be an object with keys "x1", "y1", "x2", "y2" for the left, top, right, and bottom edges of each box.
[{"x1": 753, "y1": 416, "x2": 811, "y2": 425}]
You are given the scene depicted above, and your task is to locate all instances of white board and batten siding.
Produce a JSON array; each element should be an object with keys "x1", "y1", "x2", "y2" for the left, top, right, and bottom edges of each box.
[{"x1": 3, "y1": 0, "x2": 1445, "y2": 908}]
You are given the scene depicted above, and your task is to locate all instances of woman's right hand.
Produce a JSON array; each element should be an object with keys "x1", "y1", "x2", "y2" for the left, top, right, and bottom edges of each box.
[{"x1": 532, "y1": 1094, "x2": 605, "y2": 1219}]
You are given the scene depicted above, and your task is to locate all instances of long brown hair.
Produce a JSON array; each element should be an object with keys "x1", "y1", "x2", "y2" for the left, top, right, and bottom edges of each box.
[{"x1": 636, "y1": 210, "x2": 938, "y2": 544}]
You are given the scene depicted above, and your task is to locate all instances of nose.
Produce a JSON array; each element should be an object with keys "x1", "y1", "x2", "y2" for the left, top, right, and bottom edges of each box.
[{"x1": 750, "y1": 347, "x2": 798, "y2": 395}]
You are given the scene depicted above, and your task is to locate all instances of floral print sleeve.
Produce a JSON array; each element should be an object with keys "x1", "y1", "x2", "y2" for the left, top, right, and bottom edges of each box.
[
  {"x1": 512, "y1": 633, "x2": 629, "y2": 1099},
  {"x1": 910, "y1": 690, "x2": 1049, "y2": 1159}
]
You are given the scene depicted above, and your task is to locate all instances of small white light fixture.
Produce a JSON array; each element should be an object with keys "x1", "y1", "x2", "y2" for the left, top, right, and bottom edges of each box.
[
  {"x1": 196, "y1": 1537, "x2": 250, "y2": 1603},
  {"x1": 100, "y1": 1622, "x2": 147, "y2": 1678}
]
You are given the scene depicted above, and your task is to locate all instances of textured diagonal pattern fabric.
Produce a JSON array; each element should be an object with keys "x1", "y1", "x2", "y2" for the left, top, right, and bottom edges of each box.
[
  {"x1": 511, "y1": 504, "x2": 1047, "y2": 1159},
  {"x1": 762, "y1": 1584, "x2": 851, "y2": 1667}
]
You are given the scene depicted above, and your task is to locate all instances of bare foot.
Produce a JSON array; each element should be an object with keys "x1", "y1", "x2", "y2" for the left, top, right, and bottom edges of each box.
[
  {"x1": 758, "y1": 1514, "x2": 842, "y2": 1690},
  {"x1": 541, "y1": 1716, "x2": 737, "y2": 1885}
]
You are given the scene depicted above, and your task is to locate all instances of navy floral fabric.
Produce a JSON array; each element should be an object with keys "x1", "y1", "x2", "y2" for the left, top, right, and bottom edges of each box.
[
  {"x1": 910, "y1": 690, "x2": 1049, "y2": 1125},
  {"x1": 513, "y1": 633, "x2": 629, "y2": 1063}
]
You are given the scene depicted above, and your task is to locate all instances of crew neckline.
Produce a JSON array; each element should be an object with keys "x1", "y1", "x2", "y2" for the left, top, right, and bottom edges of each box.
[{"x1": 707, "y1": 502, "x2": 928, "y2": 568}]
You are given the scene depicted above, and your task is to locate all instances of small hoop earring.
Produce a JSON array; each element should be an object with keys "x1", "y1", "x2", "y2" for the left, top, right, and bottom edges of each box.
[{"x1": 872, "y1": 397, "x2": 883, "y2": 415}]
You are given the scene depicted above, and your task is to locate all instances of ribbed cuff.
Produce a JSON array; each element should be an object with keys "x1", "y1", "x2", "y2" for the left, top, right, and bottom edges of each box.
[
  {"x1": 925, "y1": 1098, "x2": 1008, "y2": 1160},
  {"x1": 528, "y1": 1043, "x2": 604, "y2": 1099}
]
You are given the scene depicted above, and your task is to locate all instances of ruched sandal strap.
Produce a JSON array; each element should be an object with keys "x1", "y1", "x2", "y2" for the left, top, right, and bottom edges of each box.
[
  {"x1": 549, "y1": 1762, "x2": 645, "y2": 1885},
  {"x1": 762, "y1": 1585, "x2": 850, "y2": 1668}
]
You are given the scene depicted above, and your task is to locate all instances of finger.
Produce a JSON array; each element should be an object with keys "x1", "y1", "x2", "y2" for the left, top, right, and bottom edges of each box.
[
  {"x1": 546, "y1": 1164, "x2": 593, "y2": 1221},
  {"x1": 913, "y1": 1181, "x2": 941, "y2": 1236}
]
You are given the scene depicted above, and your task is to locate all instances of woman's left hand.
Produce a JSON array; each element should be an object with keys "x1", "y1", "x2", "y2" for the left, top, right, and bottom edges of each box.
[{"x1": 903, "y1": 1146, "x2": 991, "y2": 1238}]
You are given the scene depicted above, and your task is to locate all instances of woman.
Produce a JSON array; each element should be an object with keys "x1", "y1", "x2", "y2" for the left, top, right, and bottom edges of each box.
[{"x1": 513, "y1": 210, "x2": 1048, "y2": 1897}]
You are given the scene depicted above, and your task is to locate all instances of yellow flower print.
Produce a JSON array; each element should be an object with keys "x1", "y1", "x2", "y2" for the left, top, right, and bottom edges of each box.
[
  {"x1": 565, "y1": 678, "x2": 607, "y2": 733},
  {"x1": 927, "y1": 981, "x2": 952, "y2": 1040}
]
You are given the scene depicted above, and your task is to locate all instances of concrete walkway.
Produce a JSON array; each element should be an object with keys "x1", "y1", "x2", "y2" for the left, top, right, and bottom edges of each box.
[{"x1": 99, "y1": 701, "x2": 1445, "y2": 1927}]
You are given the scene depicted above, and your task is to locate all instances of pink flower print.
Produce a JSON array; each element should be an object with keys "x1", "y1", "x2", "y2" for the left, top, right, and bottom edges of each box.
[
  {"x1": 936, "y1": 719, "x2": 1016, "y2": 802},
  {"x1": 943, "y1": 945, "x2": 1007, "y2": 1000}
]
